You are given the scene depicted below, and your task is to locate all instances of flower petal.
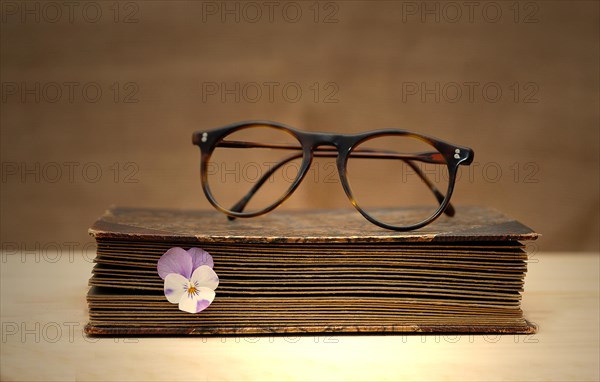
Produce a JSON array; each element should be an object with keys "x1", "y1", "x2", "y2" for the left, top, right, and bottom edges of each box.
[
  {"x1": 164, "y1": 273, "x2": 188, "y2": 304},
  {"x1": 187, "y1": 248, "x2": 214, "y2": 269},
  {"x1": 178, "y1": 287, "x2": 216, "y2": 313},
  {"x1": 157, "y1": 247, "x2": 193, "y2": 279},
  {"x1": 191, "y1": 265, "x2": 219, "y2": 290}
]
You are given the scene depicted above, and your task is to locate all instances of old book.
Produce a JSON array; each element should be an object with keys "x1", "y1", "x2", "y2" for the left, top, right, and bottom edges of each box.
[{"x1": 85, "y1": 206, "x2": 538, "y2": 336}]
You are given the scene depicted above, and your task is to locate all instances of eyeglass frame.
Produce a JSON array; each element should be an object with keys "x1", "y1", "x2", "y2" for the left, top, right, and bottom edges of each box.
[{"x1": 193, "y1": 120, "x2": 474, "y2": 231}]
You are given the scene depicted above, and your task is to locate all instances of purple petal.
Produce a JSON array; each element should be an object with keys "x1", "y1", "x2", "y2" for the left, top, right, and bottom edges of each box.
[
  {"x1": 187, "y1": 248, "x2": 214, "y2": 270},
  {"x1": 157, "y1": 247, "x2": 193, "y2": 279},
  {"x1": 196, "y1": 299, "x2": 211, "y2": 313}
]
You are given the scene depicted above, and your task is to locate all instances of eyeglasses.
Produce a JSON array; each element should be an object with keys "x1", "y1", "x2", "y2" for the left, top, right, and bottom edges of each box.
[{"x1": 193, "y1": 121, "x2": 474, "y2": 231}]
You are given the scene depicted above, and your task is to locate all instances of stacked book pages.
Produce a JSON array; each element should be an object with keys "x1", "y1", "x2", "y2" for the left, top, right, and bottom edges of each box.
[{"x1": 85, "y1": 206, "x2": 538, "y2": 335}]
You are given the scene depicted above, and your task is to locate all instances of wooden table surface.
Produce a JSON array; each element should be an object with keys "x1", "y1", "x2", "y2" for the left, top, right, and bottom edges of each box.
[{"x1": 1, "y1": 252, "x2": 598, "y2": 381}]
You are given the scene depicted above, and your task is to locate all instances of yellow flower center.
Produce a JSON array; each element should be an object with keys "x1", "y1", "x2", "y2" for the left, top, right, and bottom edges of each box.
[{"x1": 186, "y1": 281, "x2": 200, "y2": 297}]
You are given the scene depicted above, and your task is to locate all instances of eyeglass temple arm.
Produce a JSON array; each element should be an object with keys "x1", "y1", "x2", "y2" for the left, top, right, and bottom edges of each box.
[
  {"x1": 404, "y1": 159, "x2": 455, "y2": 217},
  {"x1": 225, "y1": 147, "x2": 455, "y2": 220},
  {"x1": 218, "y1": 141, "x2": 448, "y2": 164},
  {"x1": 227, "y1": 151, "x2": 304, "y2": 220}
]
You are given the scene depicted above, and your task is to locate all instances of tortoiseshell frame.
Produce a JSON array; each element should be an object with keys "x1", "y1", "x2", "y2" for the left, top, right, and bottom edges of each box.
[{"x1": 193, "y1": 120, "x2": 474, "y2": 231}]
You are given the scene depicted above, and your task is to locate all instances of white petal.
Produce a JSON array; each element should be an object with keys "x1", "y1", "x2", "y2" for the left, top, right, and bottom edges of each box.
[
  {"x1": 164, "y1": 273, "x2": 188, "y2": 304},
  {"x1": 190, "y1": 265, "x2": 219, "y2": 290},
  {"x1": 178, "y1": 287, "x2": 216, "y2": 313}
]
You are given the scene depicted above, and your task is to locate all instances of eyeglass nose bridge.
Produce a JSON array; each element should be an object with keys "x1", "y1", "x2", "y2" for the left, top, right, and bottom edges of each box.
[
  {"x1": 302, "y1": 132, "x2": 353, "y2": 149},
  {"x1": 302, "y1": 136, "x2": 351, "y2": 176},
  {"x1": 301, "y1": 133, "x2": 356, "y2": 160},
  {"x1": 299, "y1": 136, "x2": 357, "y2": 209}
]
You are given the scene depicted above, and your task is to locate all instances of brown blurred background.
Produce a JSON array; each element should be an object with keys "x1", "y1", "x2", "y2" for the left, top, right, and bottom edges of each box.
[{"x1": 1, "y1": 1, "x2": 598, "y2": 251}]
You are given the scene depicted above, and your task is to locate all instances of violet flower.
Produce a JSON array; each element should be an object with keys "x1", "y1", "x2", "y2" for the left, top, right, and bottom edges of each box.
[{"x1": 157, "y1": 247, "x2": 219, "y2": 313}]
